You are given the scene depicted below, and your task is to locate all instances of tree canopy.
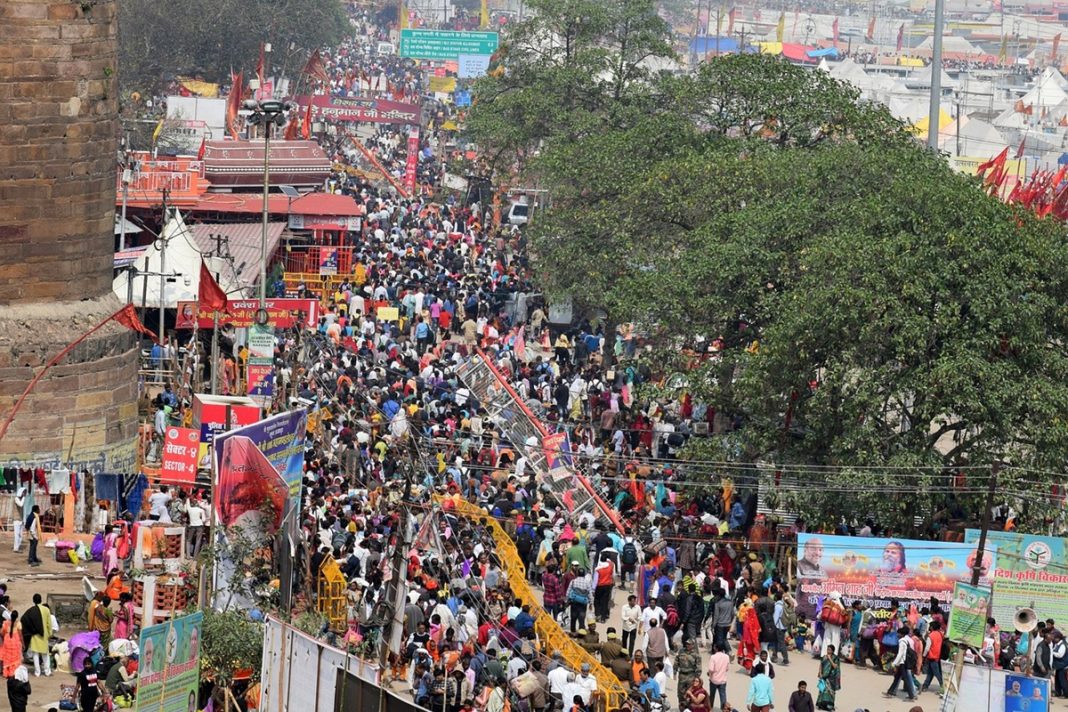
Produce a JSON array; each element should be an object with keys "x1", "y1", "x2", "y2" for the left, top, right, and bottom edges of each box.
[
  {"x1": 471, "y1": 4, "x2": 1068, "y2": 529},
  {"x1": 118, "y1": 0, "x2": 348, "y2": 93}
]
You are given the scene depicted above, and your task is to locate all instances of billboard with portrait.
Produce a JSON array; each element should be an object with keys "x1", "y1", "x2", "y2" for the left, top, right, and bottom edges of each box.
[
  {"x1": 134, "y1": 611, "x2": 203, "y2": 712},
  {"x1": 795, "y1": 533, "x2": 996, "y2": 618}
]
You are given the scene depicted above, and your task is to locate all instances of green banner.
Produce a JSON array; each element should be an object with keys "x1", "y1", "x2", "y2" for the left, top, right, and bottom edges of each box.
[
  {"x1": 947, "y1": 582, "x2": 990, "y2": 648},
  {"x1": 134, "y1": 611, "x2": 203, "y2": 712},
  {"x1": 400, "y1": 29, "x2": 499, "y2": 60}
]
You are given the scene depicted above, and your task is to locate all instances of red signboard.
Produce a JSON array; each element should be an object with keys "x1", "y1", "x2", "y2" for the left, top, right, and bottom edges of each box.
[
  {"x1": 176, "y1": 298, "x2": 319, "y2": 329},
  {"x1": 404, "y1": 129, "x2": 420, "y2": 194},
  {"x1": 292, "y1": 94, "x2": 421, "y2": 125},
  {"x1": 161, "y1": 426, "x2": 200, "y2": 483}
]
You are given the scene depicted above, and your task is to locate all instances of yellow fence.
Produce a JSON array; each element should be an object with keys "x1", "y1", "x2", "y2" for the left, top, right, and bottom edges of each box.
[
  {"x1": 318, "y1": 557, "x2": 348, "y2": 632},
  {"x1": 435, "y1": 495, "x2": 628, "y2": 710}
]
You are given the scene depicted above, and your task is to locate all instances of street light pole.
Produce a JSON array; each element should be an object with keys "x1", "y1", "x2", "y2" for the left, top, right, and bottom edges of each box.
[
  {"x1": 261, "y1": 122, "x2": 270, "y2": 310},
  {"x1": 927, "y1": 0, "x2": 945, "y2": 150}
]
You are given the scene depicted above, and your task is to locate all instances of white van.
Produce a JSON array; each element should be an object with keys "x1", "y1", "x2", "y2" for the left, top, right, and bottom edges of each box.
[
  {"x1": 507, "y1": 200, "x2": 530, "y2": 226},
  {"x1": 375, "y1": 41, "x2": 396, "y2": 56}
]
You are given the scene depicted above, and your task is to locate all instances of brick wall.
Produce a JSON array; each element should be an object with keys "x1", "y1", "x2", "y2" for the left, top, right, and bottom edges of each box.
[{"x1": 0, "y1": 0, "x2": 119, "y2": 304}]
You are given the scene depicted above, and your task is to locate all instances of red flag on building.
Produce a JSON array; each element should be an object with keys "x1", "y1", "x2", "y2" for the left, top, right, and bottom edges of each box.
[
  {"x1": 832, "y1": 18, "x2": 839, "y2": 48},
  {"x1": 225, "y1": 70, "x2": 243, "y2": 140},
  {"x1": 283, "y1": 114, "x2": 299, "y2": 140},
  {"x1": 198, "y1": 261, "x2": 228, "y2": 313},
  {"x1": 727, "y1": 7, "x2": 736, "y2": 34},
  {"x1": 1053, "y1": 32, "x2": 1063, "y2": 62},
  {"x1": 301, "y1": 49, "x2": 330, "y2": 83},
  {"x1": 301, "y1": 101, "x2": 313, "y2": 140},
  {"x1": 866, "y1": 16, "x2": 875, "y2": 41},
  {"x1": 896, "y1": 24, "x2": 905, "y2": 52},
  {"x1": 196, "y1": 138, "x2": 206, "y2": 161},
  {"x1": 112, "y1": 304, "x2": 158, "y2": 341},
  {"x1": 1016, "y1": 137, "x2": 1027, "y2": 159}
]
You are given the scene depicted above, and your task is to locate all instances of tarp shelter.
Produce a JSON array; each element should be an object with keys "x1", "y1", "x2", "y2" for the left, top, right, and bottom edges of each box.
[
  {"x1": 1059, "y1": 152, "x2": 1068, "y2": 165},
  {"x1": 112, "y1": 210, "x2": 281, "y2": 307},
  {"x1": 807, "y1": 47, "x2": 840, "y2": 59},
  {"x1": 114, "y1": 215, "x2": 142, "y2": 236},
  {"x1": 909, "y1": 109, "x2": 954, "y2": 140},
  {"x1": 689, "y1": 36, "x2": 747, "y2": 54}
]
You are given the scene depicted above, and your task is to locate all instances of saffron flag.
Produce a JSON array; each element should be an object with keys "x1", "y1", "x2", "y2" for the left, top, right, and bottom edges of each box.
[
  {"x1": 727, "y1": 7, "x2": 736, "y2": 34},
  {"x1": 226, "y1": 70, "x2": 243, "y2": 140},
  {"x1": 112, "y1": 304, "x2": 158, "y2": 342},
  {"x1": 151, "y1": 119, "x2": 164, "y2": 144},
  {"x1": 776, "y1": 12, "x2": 785, "y2": 42},
  {"x1": 400, "y1": 2, "x2": 409, "y2": 29},
  {"x1": 301, "y1": 50, "x2": 329, "y2": 83},
  {"x1": 976, "y1": 147, "x2": 1008, "y2": 177},
  {"x1": 832, "y1": 18, "x2": 839, "y2": 47},
  {"x1": 256, "y1": 43, "x2": 265, "y2": 90},
  {"x1": 866, "y1": 16, "x2": 875, "y2": 41},
  {"x1": 999, "y1": 35, "x2": 1008, "y2": 63},
  {"x1": 1016, "y1": 136, "x2": 1027, "y2": 159},
  {"x1": 480, "y1": 0, "x2": 489, "y2": 29},
  {"x1": 196, "y1": 138, "x2": 206, "y2": 161},
  {"x1": 301, "y1": 101, "x2": 313, "y2": 140},
  {"x1": 198, "y1": 261, "x2": 228, "y2": 314},
  {"x1": 1053, "y1": 33, "x2": 1063, "y2": 63},
  {"x1": 897, "y1": 24, "x2": 905, "y2": 52}
]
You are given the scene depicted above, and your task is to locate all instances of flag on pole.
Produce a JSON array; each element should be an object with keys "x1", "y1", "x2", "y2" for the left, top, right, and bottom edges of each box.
[
  {"x1": 283, "y1": 114, "x2": 299, "y2": 140},
  {"x1": 112, "y1": 304, "x2": 158, "y2": 341},
  {"x1": 776, "y1": 12, "x2": 785, "y2": 42},
  {"x1": 400, "y1": 2, "x2": 409, "y2": 29},
  {"x1": 301, "y1": 101, "x2": 313, "y2": 140},
  {"x1": 196, "y1": 137, "x2": 206, "y2": 161},
  {"x1": 1053, "y1": 33, "x2": 1062, "y2": 64},
  {"x1": 151, "y1": 118, "x2": 164, "y2": 144},
  {"x1": 198, "y1": 261, "x2": 228, "y2": 314},
  {"x1": 480, "y1": 0, "x2": 489, "y2": 29},
  {"x1": 832, "y1": 18, "x2": 839, "y2": 48},
  {"x1": 727, "y1": 7, "x2": 736, "y2": 34},
  {"x1": 999, "y1": 35, "x2": 1008, "y2": 63},
  {"x1": 1016, "y1": 136, "x2": 1027, "y2": 159},
  {"x1": 896, "y1": 24, "x2": 905, "y2": 52},
  {"x1": 300, "y1": 49, "x2": 330, "y2": 83},
  {"x1": 866, "y1": 16, "x2": 876, "y2": 42},
  {"x1": 225, "y1": 70, "x2": 243, "y2": 140},
  {"x1": 792, "y1": 8, "x2": 799, "y2": 38},
  {"x1": 977, "y1": 147, "x2": 1009, "y2": 177}
]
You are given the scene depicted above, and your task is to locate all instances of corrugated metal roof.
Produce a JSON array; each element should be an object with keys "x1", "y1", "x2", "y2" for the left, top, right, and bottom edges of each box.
[
  {"x1": 290, "y1": 192, "x2": 363, "y2": 217},
  {"x1": 190, "y1": 222, "x2": 287, "y2": 291}
]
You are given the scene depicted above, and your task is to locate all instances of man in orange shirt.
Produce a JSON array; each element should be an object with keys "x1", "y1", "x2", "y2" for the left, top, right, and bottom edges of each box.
[{"x1": 920, "y1": 620, "x2": 945, "y2": 693}]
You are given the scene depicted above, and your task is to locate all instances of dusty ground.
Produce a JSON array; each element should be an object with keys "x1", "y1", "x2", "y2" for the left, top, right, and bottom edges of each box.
[{"x1": 1, "y1": 533, "x2": 105, "y2": 710}]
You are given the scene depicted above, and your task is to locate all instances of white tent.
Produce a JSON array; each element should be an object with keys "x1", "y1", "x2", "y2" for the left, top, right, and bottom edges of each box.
[
  {"x1": 1020, "y1": 70, "x2": 1068, "y2": 110},
  {"x1": 916, "y1": 35, "x2": 980, "y2": 55},
  {"x1": 902, "y1": 64, "x2": 957, "y2": 90},
  {"x1": 113, "y1": 210, "x2": 205, "y2": 309}
]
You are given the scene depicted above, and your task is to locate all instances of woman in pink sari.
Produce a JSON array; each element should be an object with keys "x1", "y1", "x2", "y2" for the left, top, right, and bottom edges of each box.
[
  {"x1": 113, "y1": 592, "x2": 134, "y2": 642},
  {"x1": 102, "y1": 525, "x2": 120, "y2": 578}
]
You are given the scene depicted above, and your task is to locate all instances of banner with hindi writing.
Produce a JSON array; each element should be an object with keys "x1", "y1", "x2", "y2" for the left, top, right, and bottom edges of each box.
[{"x1": 134, "y1": 611, "x2": 203, "y2": 712}]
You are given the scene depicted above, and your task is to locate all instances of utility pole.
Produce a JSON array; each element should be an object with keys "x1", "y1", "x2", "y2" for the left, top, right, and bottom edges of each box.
[
  {"x1": 158, "y1": 189, "x2": 169, "y2": 348},
  {"x1": 119, "y1": 128, "x2": 132, "y2": 251},
  {"x1": 927, "y1": 0, "x2": 946, "y2": 150}
]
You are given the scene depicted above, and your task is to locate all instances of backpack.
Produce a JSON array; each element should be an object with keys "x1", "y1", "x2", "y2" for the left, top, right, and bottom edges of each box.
[
  {"x1": 940, "y1": 638, "x2": 951, "y2": 661},
  {"x1": 780, "y1": 603, "x2": 798, "y2": 630},
  {"x1": 904, "y1": 640, "x2": 918, "y2": 671},
  {"x1": 622, "y1": 542, "x2": 638, "y2": 565},
  {"x1": 665, "y1": 604, "x2": 679, "y2": 629},
  {"x1": 516, "y1": 530, "x2": 534, "y2": 555}
]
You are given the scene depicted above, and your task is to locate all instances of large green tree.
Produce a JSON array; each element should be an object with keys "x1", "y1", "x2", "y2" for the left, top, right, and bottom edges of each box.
[
  {"x1": 118, "y1": 0, "x2": 348, "y2": 93},
  {"x1": 487, "y1": 49, "x2": 1068, "y2": 530}
]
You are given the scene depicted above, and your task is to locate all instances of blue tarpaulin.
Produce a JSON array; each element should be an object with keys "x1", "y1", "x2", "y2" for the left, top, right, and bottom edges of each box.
[
  {"x1": 806, "y1": 47, "x2": 841, "y2": 59},
  {"x1": 689, "y1": 36, "x2": 752, "y2": 55},
  {"x1": 1058, "y1": 152, "x2": 1068, "y2": 166}
]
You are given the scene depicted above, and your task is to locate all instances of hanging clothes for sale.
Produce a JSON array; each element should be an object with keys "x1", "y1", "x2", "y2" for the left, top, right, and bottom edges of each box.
[
  {"x1": 47, "y1": 468, "x2": 71, "y2": 494},
  {"x1": 94, "y1": 473, "x2": 122, "y2": 503},
  {"x1": 122, "y1": 473, "x2": 148, "y2": 518}
]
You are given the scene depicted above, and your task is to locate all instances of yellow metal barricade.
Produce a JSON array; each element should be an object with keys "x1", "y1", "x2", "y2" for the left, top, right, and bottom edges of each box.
[
  {"x1": 318, "y1": 557, "x2": 347, "y2": 632},
  {"x1": 435, "y1": 495, "x2": 627, "y2": 710}
]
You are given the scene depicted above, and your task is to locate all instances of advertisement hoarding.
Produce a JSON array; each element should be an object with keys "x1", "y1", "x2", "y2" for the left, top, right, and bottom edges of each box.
[
  {"x1": 963, "y1": 529, "x2": 1068, "y2": 629},
  {"x1": 213, "y1": 409, "x2": 307, "y2": 506},
  {"x1": 399, "y1": 29, "x2": 499, "y2": 60},
  {"x1": 175, "y1": 298, "x2": 319, "y2": 330},
  {"x1": 134, "y1": 611, "x2": 203, "y2": 712},
  {"x1": 795, "y1": 533, "x2": 995, "y2": 618},
  {"x1": 946, "y1": 581, "x2": 991, "y2": 647}
]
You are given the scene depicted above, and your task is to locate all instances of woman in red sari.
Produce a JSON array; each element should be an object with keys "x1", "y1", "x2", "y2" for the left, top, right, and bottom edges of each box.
[{"x1": 737, "y1": 597, "x2": 761, "y2": 671}]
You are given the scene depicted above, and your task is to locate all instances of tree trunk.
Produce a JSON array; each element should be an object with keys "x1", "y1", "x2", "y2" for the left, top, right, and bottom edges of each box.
[{"x1": 602, "y1": 314, "x2": 617, "y2": 368}]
